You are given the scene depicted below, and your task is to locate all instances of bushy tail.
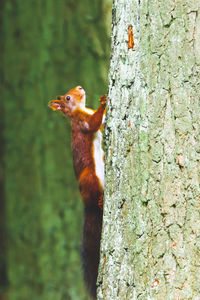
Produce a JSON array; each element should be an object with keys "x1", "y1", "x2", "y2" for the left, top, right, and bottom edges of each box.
[{"x1": 82, "y1": 206, "x2": 103, "y2": 299}]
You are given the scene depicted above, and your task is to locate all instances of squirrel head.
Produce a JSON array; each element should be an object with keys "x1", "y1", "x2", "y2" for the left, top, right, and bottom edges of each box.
[{"x1": 48, "y1": 86, "x2": 86, "y2": 117}]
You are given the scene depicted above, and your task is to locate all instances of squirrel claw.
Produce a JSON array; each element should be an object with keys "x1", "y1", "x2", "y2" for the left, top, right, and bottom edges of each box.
[
  {"x1": 98, "y1": 195, "x2": 103, "y2": 210},
  {"x1": 99, "y1": 95, "x2": 107, "y2": 105}
]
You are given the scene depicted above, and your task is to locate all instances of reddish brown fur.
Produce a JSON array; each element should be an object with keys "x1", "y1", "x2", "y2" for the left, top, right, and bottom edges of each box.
[
  {"x1": 49, "y1": 87, "x2": 106, "y2": 299},
  {"x1": 82, "y1": 206, "x2": 102, "y2": 299},
  {"x1": 71, "y1": 109, "x2": 104, "y2": 207}
]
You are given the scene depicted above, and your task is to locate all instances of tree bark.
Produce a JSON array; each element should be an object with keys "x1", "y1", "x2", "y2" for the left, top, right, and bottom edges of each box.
[{"x1": 98, "y1": 0, "x2": 200, "y2": 299}]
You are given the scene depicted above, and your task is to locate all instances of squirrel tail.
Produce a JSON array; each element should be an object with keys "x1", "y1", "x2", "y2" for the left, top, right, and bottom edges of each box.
[{"x1": 82, "y1": 206, "x2": 103, "y2": 299}]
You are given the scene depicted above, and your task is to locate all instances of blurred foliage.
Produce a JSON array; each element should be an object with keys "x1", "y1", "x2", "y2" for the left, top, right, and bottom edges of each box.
[{"x1": 0, "y1": 0, "x2": 111, "y2": 299}]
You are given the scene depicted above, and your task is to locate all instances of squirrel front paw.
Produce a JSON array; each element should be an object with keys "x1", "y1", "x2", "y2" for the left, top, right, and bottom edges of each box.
[{"x1": 99, "y1": 95, "x2": 107, "y2": 106}]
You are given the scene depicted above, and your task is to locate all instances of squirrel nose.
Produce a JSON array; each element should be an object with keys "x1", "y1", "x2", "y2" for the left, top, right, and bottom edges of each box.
[
  {"x1": 56, "y1": 95, "x2": 62, "y2": 100},
  {"x1": 77, "y1": 86, "x2": 83, "y2": 90}
]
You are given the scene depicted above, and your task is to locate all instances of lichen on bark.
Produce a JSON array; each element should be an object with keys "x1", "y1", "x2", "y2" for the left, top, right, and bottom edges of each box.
[{"x1": 98, "y1": 0, "x2": 200, "y2": 299}]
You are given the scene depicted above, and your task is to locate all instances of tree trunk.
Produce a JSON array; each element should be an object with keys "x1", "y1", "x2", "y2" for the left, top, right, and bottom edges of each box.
[
  {"x1": 98, "y1": 0, "x2": 200, "y2": 299},
  {"x1": 1, "y1": 0, "x2": 111, "y2": 299}
]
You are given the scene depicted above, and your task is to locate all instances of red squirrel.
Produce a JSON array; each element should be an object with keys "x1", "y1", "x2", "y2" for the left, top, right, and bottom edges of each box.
[{"x1": 48, "y1": 86, "x2": 106, "y2": 299}]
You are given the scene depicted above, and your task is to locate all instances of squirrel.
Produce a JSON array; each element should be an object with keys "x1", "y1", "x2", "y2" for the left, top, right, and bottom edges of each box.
[{"x1": 48, "y1": 86, "x2": 106, "y2": 299}]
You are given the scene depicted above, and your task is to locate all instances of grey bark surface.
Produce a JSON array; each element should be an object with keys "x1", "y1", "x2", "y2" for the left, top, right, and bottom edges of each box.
[{"x1": 98, "y1": 0, "x2": 200, "y2": 299}]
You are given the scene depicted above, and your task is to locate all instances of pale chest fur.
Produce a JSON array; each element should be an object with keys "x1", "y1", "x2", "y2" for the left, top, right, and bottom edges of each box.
[
  {"x1": 92, "y1": 129, "x2": 104, "y2": 188},
  {"x1": 81, "y1": 107, "x2": 105, "y2": 188}
]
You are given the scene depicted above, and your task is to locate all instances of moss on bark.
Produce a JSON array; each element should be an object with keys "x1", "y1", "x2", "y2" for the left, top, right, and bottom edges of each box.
[{"x1": 98, "y1": 1, "x2": 200, "y2": 299}]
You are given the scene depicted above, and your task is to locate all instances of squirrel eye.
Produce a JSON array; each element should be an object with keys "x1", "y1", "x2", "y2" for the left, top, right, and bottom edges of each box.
[{"x1": 66, "y1": 96, "x2": 71, "y2": 101}]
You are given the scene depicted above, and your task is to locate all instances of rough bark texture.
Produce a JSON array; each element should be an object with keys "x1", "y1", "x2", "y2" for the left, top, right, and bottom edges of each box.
[{"x1": 98, "y1": 0, "x2": 200, "y2": 299}]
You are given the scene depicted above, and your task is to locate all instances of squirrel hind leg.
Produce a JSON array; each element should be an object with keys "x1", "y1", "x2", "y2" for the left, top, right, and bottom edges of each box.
[{"x1": 79, "y1": 168, "x2": 103, "y2": 207}]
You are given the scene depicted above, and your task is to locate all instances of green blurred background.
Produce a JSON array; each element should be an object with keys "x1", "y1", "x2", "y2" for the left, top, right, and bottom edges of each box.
[{"x1": 0, "y1": 1, "x2": 111, "y2": 299}]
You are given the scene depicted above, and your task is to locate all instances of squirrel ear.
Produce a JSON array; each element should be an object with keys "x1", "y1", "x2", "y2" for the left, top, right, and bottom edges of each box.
[{"x1": 48, "y1": 100, "x2": 64, "y2": 111}]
